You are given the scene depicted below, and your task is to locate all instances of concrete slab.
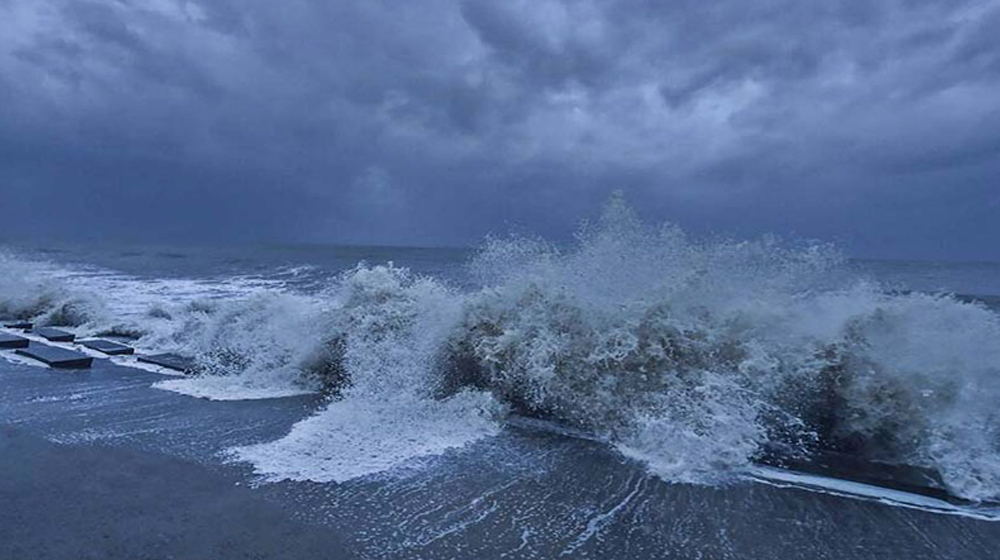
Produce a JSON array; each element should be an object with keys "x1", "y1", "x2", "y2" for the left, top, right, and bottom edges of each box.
[
  {"x1": 33, "y1": 328, "x2": 76, "y2": 343},
  {"x1": 0, "y1": 333, "x2": 29, "y2": 349},
  {"x1": 79, "y1": 339, "x2": 135, "y2": 356},
  {"x1": 137, "y1": 353, "x2": 197, "y2": 374},
  {"x1": 16, "y1": 345, "x2": 93, "y2": 369},
  {"x1": 3, "y1": 321, "x2": 33, "y2": 330}
]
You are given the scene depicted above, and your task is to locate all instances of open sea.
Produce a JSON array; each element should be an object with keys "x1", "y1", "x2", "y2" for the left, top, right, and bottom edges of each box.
[{"x1": 3, "y1": 212, "x2": 1000, "y2": 558}]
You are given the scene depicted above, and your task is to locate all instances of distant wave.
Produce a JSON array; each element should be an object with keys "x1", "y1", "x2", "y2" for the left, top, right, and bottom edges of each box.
[
  {"x1": 3, "y1": 197, "x2": 1000, "y2": 501},
  {"x1": 956, "y1": 293, "x2": 1000, "y2": 312}
]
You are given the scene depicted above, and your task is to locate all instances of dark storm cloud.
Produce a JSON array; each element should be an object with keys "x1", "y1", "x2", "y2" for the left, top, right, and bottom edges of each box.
[{"x1": 1, "y1": 0, "x2": 998, "y2": 259}]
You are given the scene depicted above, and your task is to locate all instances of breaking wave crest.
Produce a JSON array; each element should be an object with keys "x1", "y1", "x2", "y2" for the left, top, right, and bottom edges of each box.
[
  {"x1": 442, "y1": 198, "x2": 1000, "y2": 501},
  {"x1": 0, "y1": 252, "x2": 108, "y2": 328},
  {"x1": 3, "y1": 198, "x2": 1000, "y2": 500}
]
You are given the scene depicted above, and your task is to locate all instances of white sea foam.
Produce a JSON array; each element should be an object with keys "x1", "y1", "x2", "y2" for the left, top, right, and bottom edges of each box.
[
  {"x1": 0, "y1": 248, "x2": 326, "y2": 399},
  {"x1": 232, "y1": 392, "x2": 500, "y2": 483},
  {"x1": 153, "y1": 376, "x2": 315, "y2": 401},
  {"x1": 230, "y1": 264, "x2": 504, "y2": 482},
  {"x1": 439, "y1": 196, "x2": 1000, "y2": 500},
  {"x1": 750, "y1": 466, "x2": 1000, "y2": 521}
]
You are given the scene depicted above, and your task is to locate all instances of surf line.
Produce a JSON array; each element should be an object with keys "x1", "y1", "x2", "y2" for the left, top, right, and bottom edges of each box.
[
  {"x1": 749, "y1": 466, "x2": 1000, "y2": 522},
  {"x1": 505, "y1": 414, "x2": 1000, "y2": 521}
]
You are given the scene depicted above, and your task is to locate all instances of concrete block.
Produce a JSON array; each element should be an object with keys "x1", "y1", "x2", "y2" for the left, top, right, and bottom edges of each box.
[
  {"x1": 137, "y1": 353, "x2": 197, "y2": 374},
  {"x1": 79, "y1": 339, "x2": 135, "y2": 356},
  {"x1": 33, "y1": 327, "x2": 76, "y2": 343},
  {"x1": 16, "y1": 345, "x2": 93, "y2": 369},
  {"x1": 0, "y1": 333, "x2": 29, "y2": 349}
]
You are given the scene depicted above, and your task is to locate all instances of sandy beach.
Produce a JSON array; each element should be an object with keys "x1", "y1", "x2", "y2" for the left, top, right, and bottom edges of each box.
[
  {"x1": 0, "y1": 425, "x2": 352, "y2": 560},
  {"x1": 3, "y1": 354, "x2": 1000, "y2": 558}
]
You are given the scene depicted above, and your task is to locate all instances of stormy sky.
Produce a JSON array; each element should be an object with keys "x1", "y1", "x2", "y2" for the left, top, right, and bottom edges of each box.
[{"x1": 1, "y1": 0, "x2": 999, "y2": 260}]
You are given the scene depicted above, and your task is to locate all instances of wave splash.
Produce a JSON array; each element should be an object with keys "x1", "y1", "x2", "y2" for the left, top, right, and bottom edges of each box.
[
  {"x1": 440, "y1": 197, "x2": 1000, "y2": 500},
  {"x1": 3, "y1": 198, "x2": 1000, "y2": 500}
]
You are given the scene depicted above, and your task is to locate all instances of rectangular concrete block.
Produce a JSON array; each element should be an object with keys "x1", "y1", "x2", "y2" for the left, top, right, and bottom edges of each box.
[
  {"x1": 33, "y1": 327, "x2": 76, "y2": 343},
  {"x1": 0, "y1": 333, "x2": 30, "y2": 349},
  {"x1": 138, "y1": 353, "x2": 197, "y2": 374},
  {"x1": 4, "y1": 321, "x2": 33, "y2": 330},
  {"x1": 16, "y1": 345, "x2": 93, "y2": 369},
  {"x1": 79, "y1": 339, "x2": 135, "y2": 356}
]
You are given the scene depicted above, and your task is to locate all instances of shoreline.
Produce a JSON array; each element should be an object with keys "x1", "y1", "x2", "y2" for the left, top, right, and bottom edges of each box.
[
  {"x1": 4, "y1": 357, "x2": 1000, "y2": 558},
  {"x1": 0, "y1": 424, "x2": 353, "y2": 560}
]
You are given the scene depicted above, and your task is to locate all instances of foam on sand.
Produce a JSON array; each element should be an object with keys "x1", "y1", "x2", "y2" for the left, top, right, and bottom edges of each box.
[
  {"x1": 231, "y1": 392, "x2": 500, "y2": 483},
  {"x1": 750, "y1": 466, "x2": 1000, "y2": 521},
  {"x1": 154, "y1": 376, "x2": 315, "y2": 401}
]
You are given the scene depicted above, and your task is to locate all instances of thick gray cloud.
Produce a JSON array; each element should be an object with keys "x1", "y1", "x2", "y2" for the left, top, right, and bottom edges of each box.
[{"x1": 1, "y1": 0, "x2": 998, "y2": 259}]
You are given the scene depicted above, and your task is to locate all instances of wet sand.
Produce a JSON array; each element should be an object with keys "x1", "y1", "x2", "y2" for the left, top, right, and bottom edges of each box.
[
  {"x1": 0, "y1": 426, "x2": 353, "y2": 560},
  {"x1": 3, "y1": 357, "x2": 1000, "y2": 558}
]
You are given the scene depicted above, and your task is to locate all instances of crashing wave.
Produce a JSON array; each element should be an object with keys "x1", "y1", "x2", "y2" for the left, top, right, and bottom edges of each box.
[
  {"x1": 433, "y1": 196, "x2": 1000, "y2": 500},
  {"x1": 3, "y1": 198, "x2": 1000, "y2": 500},
  {"x1": 0, "y1": 250, "x2": 107, "y2": 327}
]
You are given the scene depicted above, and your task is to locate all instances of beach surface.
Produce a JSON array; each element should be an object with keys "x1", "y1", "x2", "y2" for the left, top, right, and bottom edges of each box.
[
  {"x1": 0, "y1": 425, "x2": 352, "y2": 560},
  {"x1": 3, "y1": 357, "x2": 1000, "y2": 559}
]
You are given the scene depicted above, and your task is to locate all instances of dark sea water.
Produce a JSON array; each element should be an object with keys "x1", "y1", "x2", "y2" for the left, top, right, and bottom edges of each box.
[
  {"x1": 3, "y1": 216, "x2": 1000, "y2": 558},
  {"x1": 15, "y1": 242, "x2": 474, "y2": 289}
]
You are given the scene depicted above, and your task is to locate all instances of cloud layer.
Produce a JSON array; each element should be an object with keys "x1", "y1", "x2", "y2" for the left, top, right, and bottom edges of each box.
[{"x1": 1, "y1": 0, "x2": 999, "y2": 259}]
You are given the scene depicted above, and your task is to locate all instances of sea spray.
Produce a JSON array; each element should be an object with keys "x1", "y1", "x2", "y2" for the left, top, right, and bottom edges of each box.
[
  {"x1": 232, "y1": 264, "x2": 505, "y2": 482},
  {"x1": 154, "y1": 292, "x2": 333, "y2": 400},
  {"x1": 437, "y1": 197, "x2": 1000, "y2": 499},
  {"x1": 0, "y1": 250, "x2": 107, "y2": 327}
]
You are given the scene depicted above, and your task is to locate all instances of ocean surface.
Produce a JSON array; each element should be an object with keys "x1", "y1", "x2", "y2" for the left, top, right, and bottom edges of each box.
[{"x1": 3, "y1": 205, "x2": 1000, "y2": 557}]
